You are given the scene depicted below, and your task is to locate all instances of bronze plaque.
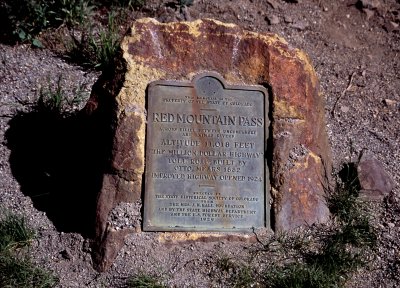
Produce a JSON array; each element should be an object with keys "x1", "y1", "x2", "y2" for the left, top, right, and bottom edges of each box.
[{"x1": 144, "y1": 72, "x2": 269, "y2": 231}]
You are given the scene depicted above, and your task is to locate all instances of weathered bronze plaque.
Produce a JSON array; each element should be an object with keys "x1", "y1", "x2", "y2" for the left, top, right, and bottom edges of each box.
[{"x1": 143, "y1": 72, "x2": 269, "y2": 231}]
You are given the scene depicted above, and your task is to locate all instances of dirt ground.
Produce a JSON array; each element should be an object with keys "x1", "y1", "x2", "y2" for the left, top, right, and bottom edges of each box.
[{"x1": 0, "y1": 0, "x2": 399, "y2": 287}]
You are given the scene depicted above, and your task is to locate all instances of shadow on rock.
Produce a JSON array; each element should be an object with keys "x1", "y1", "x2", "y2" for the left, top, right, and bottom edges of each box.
[{"x1": 5, "y1": 101, "x2": 113, "y2": 237}]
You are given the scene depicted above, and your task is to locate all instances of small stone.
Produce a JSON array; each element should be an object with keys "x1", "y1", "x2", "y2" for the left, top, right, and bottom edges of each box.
[
  {"x1": 384, "y1": 21, "x2": 399, "y2": 32},
  {"x1": 388, "y1": 222, "x2": 395, "y2": 228},
  {"x1": 341, "y1": 105, "x2": 349, "y2": 113},
  {"x1": 323, "y1": 7, "x2": 328, "y2": 12},
  {"x1": 387, "y1": 192, "x2": 397, "y2": 204},
  {"x1": 291, "y1": 21, "x2": 308, "y2": 30},
  {"x1": 267, "y1": 0, "x2": 280, "y2": 9},
  {"x1": 363, "y1": 8, "x2": 375, "y2": 20},
  {"x1": 82, "y1": 240, "x2": 91, "y2": 253},
  {"x1": 357, "y1": 0, "x2": 380, "y2": 10},
  {"x1": 60, "y1": 249, "x2": 73, "y2": 260},
  {"x1": 284, "y1": 15, "x2": 293, "y2": 23},
  {"x1": 383, "y1": 98, "x2": 397, "y2": 107},
  {"x1": 357, "y1": 154, "x2": 395, "y2": 200},
  {"x1": 267, "y1": 15, "x2": 280, "y2": 25}
]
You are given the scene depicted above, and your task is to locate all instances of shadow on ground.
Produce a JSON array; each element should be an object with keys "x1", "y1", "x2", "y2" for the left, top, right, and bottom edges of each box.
[{"x1": 5, "y1": 98, "x2": 113, "y2": 237}]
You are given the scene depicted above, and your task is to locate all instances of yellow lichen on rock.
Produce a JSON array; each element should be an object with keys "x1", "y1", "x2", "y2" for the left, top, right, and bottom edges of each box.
[
  {"x1": 117, "y1": 64, "x2": 165, "y2": 108},
  {"x1": 293, "y1": 151, "x2": 322, "y2": 170},
  {"x1": 158, "y1": 232, "x2": 254, "y2": 243},
  {"x1": 274, "y1": 100, "x2": 303, "y2": 119}
]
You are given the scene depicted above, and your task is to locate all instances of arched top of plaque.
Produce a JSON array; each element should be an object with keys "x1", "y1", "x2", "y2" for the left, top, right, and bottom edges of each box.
[
  {"x1": 148, "y1": 72, "x2": 269, "y2": 103},
  {"x1": 194, "y1": 73, "x2": 224, "y2": 99}
]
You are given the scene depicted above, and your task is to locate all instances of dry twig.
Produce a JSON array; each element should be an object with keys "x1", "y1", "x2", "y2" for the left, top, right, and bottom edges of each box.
[{"x1": 331, "y1": 71, "x2": 356, "y2": 117}]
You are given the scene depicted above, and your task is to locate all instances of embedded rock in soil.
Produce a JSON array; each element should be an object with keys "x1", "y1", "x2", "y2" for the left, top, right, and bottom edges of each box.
[
  {"x1": 86, "y1": 18, "x2": 331, "y2": 271},
  {"x1": 357, "y1": 153, "x2": 394, "y2": 200}
]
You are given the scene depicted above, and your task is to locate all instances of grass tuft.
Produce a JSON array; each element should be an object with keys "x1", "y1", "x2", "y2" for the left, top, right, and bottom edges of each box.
[
  {"x1": 0, "y1": 212, "x2": 35, "y2": 253},
  {"x1": 67, "y1": 10, "x2": 121, "y2": 71},
  {"x1": 265, "y1": 263, "x2": 335, "y2": 288},
  {"x1": 327, "y1": 162, "x2": 361, "y2": 222},
  {"x1": 126, "y1": 274, "x2": 165, "y2": 288},
  {"x1": 0, "y1": 253, "x2": 58, "y2": 288},
  {"x1": 88, "y1": 11, "x2": 120, "y2": 70},
  {"x1": 216, "y1": 255, "x2": 257, "y2": 288},
  {"x1": 35, "y1": 75, "x2": 87, "y2": 115},
  {"x1": 0, "y1": 209, "x2": 58, "y2": 287}
]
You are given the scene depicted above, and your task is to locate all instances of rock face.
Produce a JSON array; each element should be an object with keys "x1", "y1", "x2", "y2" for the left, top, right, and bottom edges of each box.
[{"x1": 87, "y1": 18, "x2": 331, "y2": 271}]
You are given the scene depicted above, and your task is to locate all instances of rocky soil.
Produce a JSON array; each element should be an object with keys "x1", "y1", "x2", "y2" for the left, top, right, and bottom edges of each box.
[{"x1": 0, "y1": 0, "x2": 399, "y2": 287}]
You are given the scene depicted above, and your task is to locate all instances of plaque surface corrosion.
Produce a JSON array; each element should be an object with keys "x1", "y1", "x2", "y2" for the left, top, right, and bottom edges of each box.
[{"x1": 144, "y1": 72, "x2": 270, "y2": 231}]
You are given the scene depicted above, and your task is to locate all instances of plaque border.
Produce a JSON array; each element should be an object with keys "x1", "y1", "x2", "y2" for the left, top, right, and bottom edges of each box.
[{"x1": 143, "y1": 72, "x2": 270, "y2": 232}]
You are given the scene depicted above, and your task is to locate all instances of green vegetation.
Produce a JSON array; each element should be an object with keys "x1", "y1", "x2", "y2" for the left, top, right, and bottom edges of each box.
[
  {"x1": 216, "y1": 256, "x2": 255, "y2": 288},
  {"x1": 214, "y1": 163, "x2": 377, "y2": 288},
  {"x1": 68, "y1": 10, "x2": 121, "y2": 70},
  {"x1": 326, "y1": 163, "x2": 376, "y2": 249},
  {"x1": 262, "y1": 163, "x2": 377, "y2": 288},
  {"x1": 35, "y1": 75, "x2": 87, "y2": 115},
  {"x1": 0, "y1": 254, "x2": 58, "y2": 288},
  {"x1": 88, "y1": 11, "x2": 120, "y2": 70},
  {"x1": 3, "y1": 0, "x2": 144, "y2": 70},
  {"x1": 4, "y1": 0, "x2": 94, "y2": 47},
  {"x1": 0, "y1": 210, "x2": 58, "y2": 288},
  {"x1": 126, "y1": 273, "x2": 165, "y2": 288},
  {"x1": 0, "y1": 212, "x2": 34, "y2": 253},
  {"x1": 100, "y1": 0, "x2": 146, "y2": 8},
  {"x1": 179, "y1": 0, "x2": 194, "y2": 7},
  {"x1": 328, "y1": 163, "x2": 360, "y2": 222}
]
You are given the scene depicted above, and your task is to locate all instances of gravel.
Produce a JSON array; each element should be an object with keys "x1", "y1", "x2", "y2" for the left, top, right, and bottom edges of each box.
[{"x1": 1, "y1": 0, "x2": 399, "y2": 287}]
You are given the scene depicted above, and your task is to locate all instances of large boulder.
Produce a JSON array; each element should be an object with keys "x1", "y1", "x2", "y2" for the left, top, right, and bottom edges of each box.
[{"x1": 87, "y1": 18, "x2": 331, "y2": 271}]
